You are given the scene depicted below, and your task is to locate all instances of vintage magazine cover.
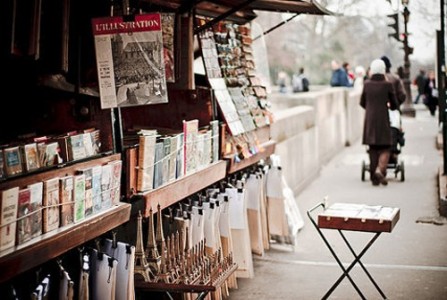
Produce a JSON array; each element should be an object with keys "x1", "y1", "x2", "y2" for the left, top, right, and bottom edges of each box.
[
  {"x1": 92, "y1": 13, "x2": 168, "y2": 108},
  {"x1": 43, "y1": 177, "x2": 60, "y2": 233}
]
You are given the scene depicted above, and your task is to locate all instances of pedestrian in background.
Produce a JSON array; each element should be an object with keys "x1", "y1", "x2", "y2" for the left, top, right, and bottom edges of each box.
[
  {"x1": 292, "y1": 67, "x2": 310, "y2": 93},
  {"x1": 343, "y1": 62, "x2": 355, "y2": 86},
  {"x1": 424, "y1": 70, "x2": 438, "y2": 116},
  {"x1": 277, "y1": 71, "x2": 289, "y2": 93},
  {"x1": 413, "y1": 69, "x2": 428, "y2": 104},
  {"x1": 360, "y1": 59, "x2": 399, "y2": 186},
  {"x1": 330, "y1": 60, "x2": 351, "y2": 87},
  {"x1": 353, "y1": 65, "x2": 366, "y2": 90},
  {"x1": 381, "y1": 56, "x2": 406, "y2": 107}
]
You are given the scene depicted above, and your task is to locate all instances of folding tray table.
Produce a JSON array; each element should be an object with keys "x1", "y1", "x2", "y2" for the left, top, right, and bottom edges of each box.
[{"x1": 307, "y1": 201, "x2": 400, "y2": 300}]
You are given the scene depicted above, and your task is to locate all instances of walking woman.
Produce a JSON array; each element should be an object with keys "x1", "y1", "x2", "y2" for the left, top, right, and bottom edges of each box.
[{"x1": 360, "y1": 59, "x2": 399, "y2": 186}]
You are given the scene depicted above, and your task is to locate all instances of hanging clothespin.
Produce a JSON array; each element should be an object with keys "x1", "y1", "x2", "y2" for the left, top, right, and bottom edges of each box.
[{"x1": 111, "y1": 230, "x2": 118, "y2": 249}]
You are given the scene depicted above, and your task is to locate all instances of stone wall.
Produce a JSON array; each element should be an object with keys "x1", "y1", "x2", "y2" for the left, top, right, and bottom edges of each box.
[{"x1": 269, "y1": 88, "x2": 364, "y2": 195}]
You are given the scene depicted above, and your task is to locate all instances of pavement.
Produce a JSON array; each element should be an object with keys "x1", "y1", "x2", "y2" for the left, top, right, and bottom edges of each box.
[{"x1": 228, "y1": 103, "x2": 447, "y2": 300}]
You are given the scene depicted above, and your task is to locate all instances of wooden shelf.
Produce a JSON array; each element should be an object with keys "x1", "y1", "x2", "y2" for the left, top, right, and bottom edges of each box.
[
  {"x1": 225, "y1": 140, "x2": 276, "y2": 174},
  {"x1": 134, "y1": 263, "x2": 238, "y2": 294},
  {"x1": 0, "y1": 202, "x2": 131, "y2": 283},
  {"x1": 0, "y1": 153, "x2": 121, "y2": 190},
  {"x1": 140, "y1": 161, "x2": 227, "y2": 217}
]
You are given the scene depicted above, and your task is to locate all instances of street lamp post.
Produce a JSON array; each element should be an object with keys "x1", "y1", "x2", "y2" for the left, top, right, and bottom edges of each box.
[{"x1": 400, "y1": 0, "x2": 416, "y2": 117}]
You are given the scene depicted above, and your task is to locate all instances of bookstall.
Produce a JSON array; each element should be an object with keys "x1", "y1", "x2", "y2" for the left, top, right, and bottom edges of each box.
[{"x1": 0, "y1": 0, "x2": 332, "y2": 298}]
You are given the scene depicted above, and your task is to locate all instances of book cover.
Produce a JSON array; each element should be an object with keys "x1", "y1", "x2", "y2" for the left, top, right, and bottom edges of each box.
[
  {"x1": 37, "y1": 141, "x2": 62, "y2": 167},
  {"x1": 210, "y1": 120, "x2": 219, "y2": 163},
  {"x1": 183, "y1": 119, "x2": 199, "y2": 175},
  {"x1": 101, "y1": 164, "x2": 112, "y2": 210},
  {"x1": 68, "y1": 134, "x2": 87, "y2": 161},
  {"x1": 82, "y1": 132, "x2": 95, "y2": 157},
  {"x1": 88, "y1": 129, "x2": 101, "y2": 155},
  {"x1": 153, "y1": 141, "x2": 164, "y2": 189},
  {"x1": 109, "y1": 159, "x2": 122, "y2": 205},
  {"x1": 137, "y1": 133, "x2": 157, "y2": 192},
  {"x1": 0, "y1": 149, "x2": 5, "y2": 179},
  {"x1": 59, "y1": 175, "x2": 74, "y2": 227},
  {"x1": 175, "y1": 133, "x2": 184, "y2": 179},
  {"x1": 195, "y1": 131, "x2": 205, "y2": 170},
  {"x1": 167, "y1": 135, "x2": 178, "y2": 182},
  {"x1": 73, "y1": 174, "x2": 86, "y2": 222},
  {"x1": 16, "y1": 187, "x2": 32, "y2": 245},
  {"x1": 202, "y1": 129, "x2": 212, "y2": 167},
  {"x1": 27, "y1": 182, "x2": 43, "y2": 239},
  {"x1": 91, "y1": 165, "x2": 102, "y2": 214},
  {"x1": 161, "y1": 136, "x2": 171, "y2": 184},
  {"x1": 43, "y1": 177, "x2": 60, "y2": 233},
  {"x1": 0, "y1": 187, "x2": 19, "y2": 251},
  {"x1": 22, "y1": 143, "x2": 41, "y2": 172},
  {"x1": 79, "y1": 167, "x2": 93, "y2": 217},
  {"x1": 91, "y1": 13, "x2": 168, "y2": 108},
  {"x1": 3, "y1": 146, "x2": 23, "y2": 176}
]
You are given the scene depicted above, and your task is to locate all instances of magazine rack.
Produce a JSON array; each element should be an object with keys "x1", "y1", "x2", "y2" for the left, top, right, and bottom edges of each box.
[{"x1": 307, "y1": 201, "x2": 400, "y2": 300}]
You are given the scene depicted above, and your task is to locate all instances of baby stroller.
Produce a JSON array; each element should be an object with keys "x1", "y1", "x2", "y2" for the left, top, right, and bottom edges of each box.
[{"x1": 361, "y1": 109, "x2": 405, "y2": 182}]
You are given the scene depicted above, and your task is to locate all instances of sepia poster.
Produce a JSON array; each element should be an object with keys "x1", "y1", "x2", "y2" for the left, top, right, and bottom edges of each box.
[{"x1": 92, "y1": 13, "x2": 168, "y2": 109}]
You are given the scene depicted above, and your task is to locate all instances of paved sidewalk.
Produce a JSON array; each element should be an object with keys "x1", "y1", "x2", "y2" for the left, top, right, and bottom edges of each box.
[{"x1": 229, "y1": 104, "x2": 447, "y2": 300}]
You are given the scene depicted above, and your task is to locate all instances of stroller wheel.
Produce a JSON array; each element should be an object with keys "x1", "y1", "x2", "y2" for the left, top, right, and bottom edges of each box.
[
  {"x1": 361, "y1": 160, "x2": 366, "y2": 181},
  {"x1": 400, "y1": 161, "x2": 405, "y2": 182}
]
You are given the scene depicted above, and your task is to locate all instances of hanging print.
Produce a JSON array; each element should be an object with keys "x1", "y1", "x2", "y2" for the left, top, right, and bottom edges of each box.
[{"x1": 92, "y1": 13, "x2": 168, "y2": 108}]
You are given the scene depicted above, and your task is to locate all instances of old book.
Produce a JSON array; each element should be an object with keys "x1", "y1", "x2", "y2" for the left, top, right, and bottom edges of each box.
[
  {"x1": 59, "y1": 175, "x2": 74, "y2": 227},
  {"x1": 37, "y1": 141, "x2": 62, "y2": 167},
  {"x1": 16, "y1": 187, "x2": 32, "y2": 245},
  {"x1": 68, "y1": 133, "x2": 87, "y2": 161},
  {"x1": 183, "y1": 119, "x2": 199, "y2": 175},
  {"x1": 101, "y1": 164, "x2": 112, "y2": 210},
  {"x1": 175, "y1": 133, "x2": 184, "y2": 179},
  {"x1": 73, "y1": 174, "x2": 86, "y2": 222},
  {"x1": 0, "y1": 187, "x2": 19, "y2": 251},
  {"x1": 137, "y1": 132, "x2": 157, "y2": 192},
  {"x1": 78, "y1": 167, "x2": 93, "y2": 217},
  {"x1": 195, "y1": 131, "x2": 205, "y2": 170},
  {"x1": 0, "y1": 149, "x2": 5, "y2": 179},
  {"x1": 3, "y1": 146, "x2": 23, "y2": 176},
  {"x1": 153, "y1": 141, "x2": 164, "y2": 189},
  {"x1": 82, "y1": 133, "x2": 95, "y2": 157},
  {"x1": 109, "y1": 160, "x2": 122, "y2": 205},
  {"x1": 22, "y1": 143, "x2": 41, "y2": 172},
  {"x1": 210, "y1": 120, "x2": 220, "y2": 163},
  {"x1": 88, "y1": 129, "x2": 101, "y2": 155},
  {"x1": 161, "y1": 136, "x2": 171, "y2": 184},
  {"x1": 43, "y1": 177, "x2": 60, "y2": 233},
  {"x1": 167, "y1": 135, "x2": 178, "y2": 182},
  {"x1": 91, "y1": 165, "x2": 102, "y2": 214},
  {"x1": 27, "y1": 182, "x2": 43, "y2": 239}
]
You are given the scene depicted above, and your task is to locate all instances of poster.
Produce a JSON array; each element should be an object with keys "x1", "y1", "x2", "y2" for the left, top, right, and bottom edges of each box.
[{"x1": 92, "y1": 13, "x2": 168, "y2": 109}]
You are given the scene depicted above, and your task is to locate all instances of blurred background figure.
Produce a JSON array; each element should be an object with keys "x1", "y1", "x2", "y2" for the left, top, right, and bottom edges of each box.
[
  {"x1": 330, "y1": 60, "x2": 351, "y2": 87},
  {"x1": 277, "y1": 71, "x2": 289, "y2": 93},
  {"x1": 424, "y1": 70, "x2": 438, "y2": 116},
  {"x1": 353, "y1": 65, "x2": 366, "y2": 90},
  {"x1": 413, "y1": 69, "x2": 428, "y2": 104},
  {"x1": 292, "y1": 67, "x2": 310, "y2": 93},
  {"x1": 343, "y1": 62, "x2": 355, "y2": 86}
]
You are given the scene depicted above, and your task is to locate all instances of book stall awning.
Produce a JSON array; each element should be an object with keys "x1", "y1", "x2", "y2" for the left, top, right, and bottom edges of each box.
[{"x1": 140, "y1": 0, "x2": 335, "y2": 24}]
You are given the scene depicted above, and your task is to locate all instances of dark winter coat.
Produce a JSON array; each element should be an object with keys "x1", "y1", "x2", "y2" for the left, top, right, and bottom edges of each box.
[
  {"x1": 360, "y1": 74, "x2": 399, "y2": 146},
  {"x1": 385, "y1": 72, "x2": 406, "y2": 105}
]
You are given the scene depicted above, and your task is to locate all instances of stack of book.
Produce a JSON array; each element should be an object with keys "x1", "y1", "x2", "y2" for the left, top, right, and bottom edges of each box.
[
  {"x1": 0, "y1": 159, "x2": 122, "y2": 251},
  {"x1": 0, "y1": 129, "x2": 102, "y2": 179},
  {"x1": 135, "y1": 119, "x2": 220, "y2": 192}
]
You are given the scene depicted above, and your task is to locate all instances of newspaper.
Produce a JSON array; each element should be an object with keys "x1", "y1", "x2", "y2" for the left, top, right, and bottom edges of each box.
[{"x1": 92, "y1": 13, "x2": 168, "y2": 109}]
